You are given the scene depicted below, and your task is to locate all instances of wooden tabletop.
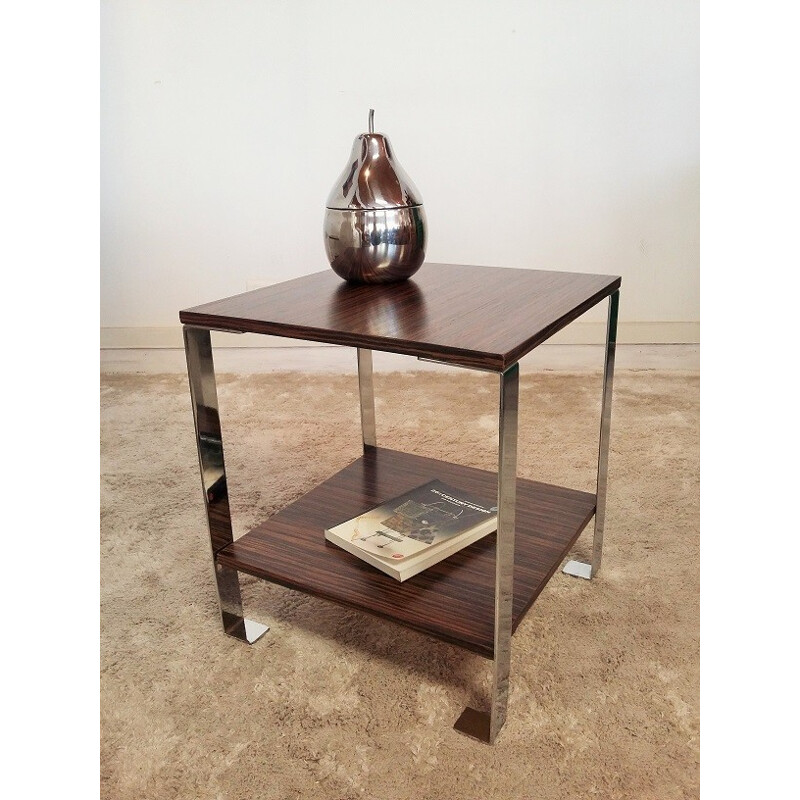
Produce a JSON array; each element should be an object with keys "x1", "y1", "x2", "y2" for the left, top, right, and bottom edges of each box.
[{"x1": 180, "y1": 263, "x2": 621, "y2": 371}]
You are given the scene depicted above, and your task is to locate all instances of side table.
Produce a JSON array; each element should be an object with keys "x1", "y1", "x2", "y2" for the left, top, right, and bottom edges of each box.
[{"x1": 179, "y1": 263, "x2": 621, "y2": 744}]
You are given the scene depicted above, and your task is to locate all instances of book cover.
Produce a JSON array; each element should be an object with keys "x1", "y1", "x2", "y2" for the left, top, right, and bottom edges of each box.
[{"x1": 325, "y1": 480, "x2": 497, "y2": 581}]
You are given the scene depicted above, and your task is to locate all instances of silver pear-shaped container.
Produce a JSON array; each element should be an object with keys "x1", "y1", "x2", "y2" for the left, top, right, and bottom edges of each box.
[{"x1": 323, "y1": 111, "x2": 427, "y2": 284}]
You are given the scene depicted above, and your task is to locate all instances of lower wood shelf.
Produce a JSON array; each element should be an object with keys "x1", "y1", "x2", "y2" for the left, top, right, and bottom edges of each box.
[{"x1": 216, "y1": 447, "x2": 596, "y2": 658}]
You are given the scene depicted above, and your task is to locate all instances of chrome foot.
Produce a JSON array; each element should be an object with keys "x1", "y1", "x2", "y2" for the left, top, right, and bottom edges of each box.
[
  {"x1": 562, "y1": 559, "x2": 593, "y2": 580},
  {"x1": 242, "y1": 619, "x2": 270, "y2": 643},
  {"x1": 452, "y1": 365, "x2": 518, "y2": 746},
  {"x1": 454, "y1": 707, "x2": 492, "y2": 744},
  {"x1": 224, "y1": 616, "x2": 270, "y2": 644}
]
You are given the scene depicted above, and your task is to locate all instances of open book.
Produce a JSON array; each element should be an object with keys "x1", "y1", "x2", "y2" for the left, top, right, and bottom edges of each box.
[{"x1": 325, "y1": 480, "x2": 497, "y2": 581}]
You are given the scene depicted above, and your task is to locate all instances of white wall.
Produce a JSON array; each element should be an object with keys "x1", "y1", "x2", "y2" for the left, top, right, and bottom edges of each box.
[{"x1": 101, "y1": 0, "x2": 699, "y2": 346}]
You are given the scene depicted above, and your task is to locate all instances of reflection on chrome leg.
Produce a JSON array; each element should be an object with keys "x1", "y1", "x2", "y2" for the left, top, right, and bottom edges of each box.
[
  {"x1": 563, "y1": 290, "x2": 619, "y2": 581},
  {"x1": 357, "y1": 348, "x2": 377, "y2": 450},
  {"x1": 455, "y1": 362, "x2": 518, "y2": 744},
  {"x1": 184, "y1": 325, "x2": 269, "y2": 643}
]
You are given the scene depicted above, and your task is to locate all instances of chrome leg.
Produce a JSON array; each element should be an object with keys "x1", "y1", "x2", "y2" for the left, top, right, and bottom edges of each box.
[
  {"x1": 183, "y1": 326, "x2": 269, "y2": 643},
  {"x1": 563, "y1": 289, "x2": 619, "y2": 580},
  {"x1": 357, "y1": 348, "x2": 377, "y2": 451},
  {"x1": 455, "y1": 362, "x2": 519, "y2": 744}
]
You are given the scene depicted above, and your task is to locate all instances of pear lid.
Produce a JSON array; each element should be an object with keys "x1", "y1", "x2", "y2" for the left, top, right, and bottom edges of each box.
[{"x1": 326, "y1": 110, "x2": 423, "y2": 211}]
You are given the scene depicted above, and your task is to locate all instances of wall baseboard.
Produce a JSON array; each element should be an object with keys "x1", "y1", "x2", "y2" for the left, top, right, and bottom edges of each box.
[{"x1": 100, "y1": 321, "x2": 699, "y2": 349}]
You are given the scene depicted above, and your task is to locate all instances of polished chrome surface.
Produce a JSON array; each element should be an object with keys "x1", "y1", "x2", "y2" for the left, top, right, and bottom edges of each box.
[
  {"x1": 324, "y1": 111, "x2": 426, "y2": 284},
  {"x1": 357, "y1": 348, "x2": 376, "y2": 450},
  {"x1": 325, "y1": 111, "x2": 422, "y2": 210},
  {"x1": 562, "y1": 559, "x2": 592, "y2": 579},
  {"x1": 591, "y1": 290, "x2": 619, "y2": 575},
  {"x1": 562, "y1": 289, "x2": 619, "y2": 581},
  {"x1": 455, "y1": 362, "x2": 519, "y2": 745},
  {"x1": 325, "y1": 133, "x2": 422, "y2": 209},
  {"x1": 491, "y1": 362, "x2": 519, "y2": 742},
  {"x1": 323, "y1": 205, "x2": 427, "y2": 283},
  {"x1": 183, "y1": 326, "x2": 269, "y2": 644}
]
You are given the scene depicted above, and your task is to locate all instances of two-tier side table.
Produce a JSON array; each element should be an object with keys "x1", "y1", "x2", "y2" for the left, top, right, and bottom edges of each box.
[{"x1": 179, "y1": 262, "x2": 621, "y2": 744}]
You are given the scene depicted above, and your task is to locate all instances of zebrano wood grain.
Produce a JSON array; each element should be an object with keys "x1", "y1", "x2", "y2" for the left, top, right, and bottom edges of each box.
[
  {"x1": 180, "y1": 264, "x2": 621, "y2": 371},
  {"x1": 216, "y1": 447, "x2": 596, "y2": 658}
]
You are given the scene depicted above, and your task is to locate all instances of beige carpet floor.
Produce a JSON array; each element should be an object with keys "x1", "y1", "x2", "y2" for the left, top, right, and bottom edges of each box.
[{"x1": 100, "y1": 369, "x2": 699, "y2": 800}]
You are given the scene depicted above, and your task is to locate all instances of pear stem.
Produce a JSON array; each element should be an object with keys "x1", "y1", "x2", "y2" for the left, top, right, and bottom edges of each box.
[{"x1": 368, "y1": 109, "x2": 374, "y2": 134}]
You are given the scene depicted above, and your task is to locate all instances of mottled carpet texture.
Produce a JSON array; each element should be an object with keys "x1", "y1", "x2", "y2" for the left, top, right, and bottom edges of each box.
[{"x1": 100, "y1": 369, "x2": 699, "y2": 800}]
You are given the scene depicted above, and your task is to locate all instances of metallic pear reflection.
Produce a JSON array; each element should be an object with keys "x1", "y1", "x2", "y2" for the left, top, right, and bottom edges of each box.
[
  {"x1": 324, "y1": 205, "x2": 427, "y2": 284},
  {"x1": 327, "y1": 279, "x2": 429, "y2": 340},
  {"x1": 323, "y1": 110, "x2": 427, "y2": 284}
]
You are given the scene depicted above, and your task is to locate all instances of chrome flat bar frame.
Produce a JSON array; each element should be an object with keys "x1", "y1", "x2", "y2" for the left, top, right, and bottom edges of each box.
[
  {"x1": 357, "y1": 348, "x2": 377, "y2": 450},
  {"x1": 563, "y1": 289, "x2": 619, "y2": 579},
  {"x1": 183, "y1": 326, "x2": 269, "y2": 643},
  {"x1": 454, "y1": 362, "x2": 519, "y2": 744}
]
